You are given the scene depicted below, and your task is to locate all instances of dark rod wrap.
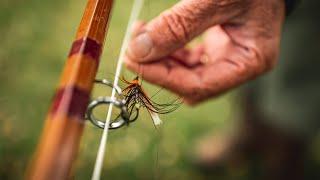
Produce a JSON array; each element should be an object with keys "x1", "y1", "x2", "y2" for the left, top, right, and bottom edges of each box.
[{"x1": 285, "y1": 0, "x2": 300, "y2": 15}]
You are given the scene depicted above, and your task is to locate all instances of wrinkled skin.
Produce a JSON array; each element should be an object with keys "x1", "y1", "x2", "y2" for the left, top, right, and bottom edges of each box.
[{"x1": 125, "y1": 0, "x2": 285, "y2": 104}]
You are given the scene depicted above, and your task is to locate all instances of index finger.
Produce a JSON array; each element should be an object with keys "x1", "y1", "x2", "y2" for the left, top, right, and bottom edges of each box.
[{"x1": 125, "y1": 57, "x2": 203, "y2": 98}]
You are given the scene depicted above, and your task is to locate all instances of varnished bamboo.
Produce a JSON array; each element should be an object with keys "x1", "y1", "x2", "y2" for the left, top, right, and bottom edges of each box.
[{"x1": 26, "y1": 0, "x2": 113, "y2": 179}]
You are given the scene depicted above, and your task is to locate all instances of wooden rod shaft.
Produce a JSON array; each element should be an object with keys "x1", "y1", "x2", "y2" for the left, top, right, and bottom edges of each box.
[{"x1": 26, "y1": 0, "x2": 113, "y2": 179}]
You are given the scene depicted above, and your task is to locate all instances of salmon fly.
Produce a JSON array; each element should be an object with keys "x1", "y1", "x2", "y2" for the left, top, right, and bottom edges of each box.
[
  {"x1": 86, "y1": 76, "x2": 181, "y2": 129},
  {"x1": 120, "y1": 76, "x2": 181, "y2": 126}
]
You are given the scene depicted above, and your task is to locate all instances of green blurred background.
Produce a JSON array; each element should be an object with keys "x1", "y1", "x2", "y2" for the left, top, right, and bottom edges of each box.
[
  {"x1": 1, "y1": 0, "x2": 320, "y2": 179},
  {"x1": 0, "y1": 0, "x2": 236, "y2": 179}
]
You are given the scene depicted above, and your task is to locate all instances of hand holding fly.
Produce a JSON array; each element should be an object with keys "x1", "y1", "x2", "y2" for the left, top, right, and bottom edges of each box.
[{"x1": 125, "y1": 0, "x2": 285, "y2": 104}]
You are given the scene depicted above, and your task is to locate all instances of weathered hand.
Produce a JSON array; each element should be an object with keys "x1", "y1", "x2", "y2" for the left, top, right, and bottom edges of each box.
[{"x1": 125, "y1": 0, "x2": 285, "y2": 104}]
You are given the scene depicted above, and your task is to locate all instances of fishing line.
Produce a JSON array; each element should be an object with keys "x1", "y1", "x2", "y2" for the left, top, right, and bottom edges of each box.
[
  {"x1": 91, "y1": 0, "x2": 144, "y2": 179},
  {"x1": 153, "y1": 122, "x2": 164, "y2": 180}
]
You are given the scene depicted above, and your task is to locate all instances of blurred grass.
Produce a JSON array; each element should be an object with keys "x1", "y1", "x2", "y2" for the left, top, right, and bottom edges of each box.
[{"x1": 0, "y1": 0, "x2": 237, "y2": 179}]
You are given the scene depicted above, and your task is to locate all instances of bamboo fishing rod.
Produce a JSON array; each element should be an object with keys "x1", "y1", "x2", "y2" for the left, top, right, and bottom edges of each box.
[{"x1": 26, "y1": 0, "x2": 113, "y2": 179}]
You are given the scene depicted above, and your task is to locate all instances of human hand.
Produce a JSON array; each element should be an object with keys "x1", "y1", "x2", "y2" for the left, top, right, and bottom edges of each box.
[{"x1": 125, "y1": 0, "x2": 285, "y2": 104}]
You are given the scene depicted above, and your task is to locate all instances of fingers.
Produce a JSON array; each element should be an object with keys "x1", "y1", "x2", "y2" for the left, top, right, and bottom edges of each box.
[
  {"x1": 185, "y1": 27, "x2": 275, "y2": 104},
  {"x1": 123, "y1": 0, "x2": 286, "y2": 105},
  {"x1": 127, "y1": 0, "x2": 247, "y2": 63},
  {"x1": 170, "y1": 45, "x2": 205, "y2": 68},
  {"x1": 125, "y1": 56, "x2": 203, "y2": 98},
  {"x1": 126, "y1": 24, "x2": 278, "y2": 105}
]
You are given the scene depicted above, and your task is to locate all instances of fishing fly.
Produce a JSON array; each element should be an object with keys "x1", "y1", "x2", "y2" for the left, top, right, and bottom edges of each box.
[{"x1": 86, "y1": 76, "x2": 181, "y2": 129}]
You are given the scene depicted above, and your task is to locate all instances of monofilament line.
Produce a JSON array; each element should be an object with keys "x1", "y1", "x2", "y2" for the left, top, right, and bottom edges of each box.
[{"x1": 91, "y1": 0, "x2": 144, "y2": 179}]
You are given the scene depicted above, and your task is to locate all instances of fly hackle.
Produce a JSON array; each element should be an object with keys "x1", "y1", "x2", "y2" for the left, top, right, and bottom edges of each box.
[{"x1": 85, "y1": 76, "x2": 181, "y2": 130}]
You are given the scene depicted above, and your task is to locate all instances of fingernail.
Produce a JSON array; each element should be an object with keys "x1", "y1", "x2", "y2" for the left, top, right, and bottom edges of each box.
[{"x1": 128, "y1": 33, "x2": 153, "y2": 60}]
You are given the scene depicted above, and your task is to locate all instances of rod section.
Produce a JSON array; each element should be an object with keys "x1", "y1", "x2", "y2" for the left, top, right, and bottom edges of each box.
[{"x1": 26, "y1": 0, "x2": 113, "y2": 179}]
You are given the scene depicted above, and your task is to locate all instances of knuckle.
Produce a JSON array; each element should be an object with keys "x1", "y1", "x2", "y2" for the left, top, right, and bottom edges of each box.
[
  {"x1": 244, "y1": 47, "x2": 267, "y2": 75},
  {"x1": 250, "y1": 45, "x2": 279, "y2": 74},
  {"x1": 236, "y1": 44, "x2": 277, "y2": 76},
  {"x1": 161, "y1": 10, "x2": 190, "y2": 44}
]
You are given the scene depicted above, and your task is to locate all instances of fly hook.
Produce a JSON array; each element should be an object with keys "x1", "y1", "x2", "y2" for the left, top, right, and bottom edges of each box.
[{"x1": 85, "y1": 79, "x2": 138, "y2": 130}]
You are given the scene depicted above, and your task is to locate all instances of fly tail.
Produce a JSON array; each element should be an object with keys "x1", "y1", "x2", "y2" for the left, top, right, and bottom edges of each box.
[{"x1": 148, "y1": 109, "x2": 162, "y2": 126}]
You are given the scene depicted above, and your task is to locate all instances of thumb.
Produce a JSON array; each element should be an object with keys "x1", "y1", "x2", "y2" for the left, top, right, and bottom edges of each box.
[{"x1": 127, "y1": 0, "x2": 245, "y2": 63}]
